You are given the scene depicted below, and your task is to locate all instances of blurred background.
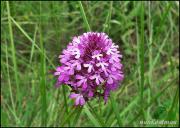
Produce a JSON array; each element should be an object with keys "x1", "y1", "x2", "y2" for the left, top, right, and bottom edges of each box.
[{"x1": 1, "y1": 1, "x2": 179, "y2": 127}]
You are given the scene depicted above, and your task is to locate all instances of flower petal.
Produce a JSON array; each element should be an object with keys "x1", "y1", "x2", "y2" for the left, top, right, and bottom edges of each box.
[
  {"x1": 69, "y1": 93, "x2": 79, "y2": 99},
  {"x1": 76, "y1": 63, "x2": 81, "y2": 70},
  {"x1": 82, "y1": 82, "x2": 87, "y2": 89},
  {"x1": 79, "y1": 97, "x2": 85, "y2": 105},
  {"x1": 75, "y1": 97, "x2": 80, "y2": 105},
  {"x1": 77, "y1": 79, "x2": 84, "y2": 87},
  {"x1": 95, "y1": 78, "x2": 100, "y2": 85},
  {"x1": 88, "y1": 91, "x2": 94, "y2": 97},
  {"x1": 107, "y1": 77, "x2": 113, "y2": 84},
  {"x1": 76, "y1": 75, "x2": 84, "y2": 79}
]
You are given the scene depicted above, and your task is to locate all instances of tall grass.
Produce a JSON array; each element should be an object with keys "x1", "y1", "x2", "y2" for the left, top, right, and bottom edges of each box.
[
  {"x1": 103, "y1": 1, "x2": 113, "y2": 34},
  {"x1": 139, "y1": 1, "x2": 145, "y2": 120},
  {"x1": 39, "y1": 2, "x2": 47, "y2": 126},
  {"x1": 78, "y1": 1, "x2": 91, "y2": 31},
  {"x1": 6, "y1": 1, "x2": 20, "y2": 107},
  {"x1": 1, "y1": 1, "x2": 179, "y2": 127}
]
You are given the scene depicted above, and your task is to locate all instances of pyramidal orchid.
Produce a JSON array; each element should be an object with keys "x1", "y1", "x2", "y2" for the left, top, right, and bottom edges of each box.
[{"x1": 54, "y1": 32, "x2": 124, "y2": 106}]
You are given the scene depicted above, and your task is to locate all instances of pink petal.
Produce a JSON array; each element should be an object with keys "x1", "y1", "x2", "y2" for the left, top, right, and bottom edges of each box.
[
  {"x1": 68, "y1": 68, "x2": 74, "y2": 75},
  {"x1": 79, "y1": 97, "x2": 85, "y2": 105},
  {"x1": 58, "y1": 75, "x2": 64, "y2": 82},
  {"x1": 63, "y1": 75, "x2": 70, "y2": 81},
  {"x1": 76, "y1": 64, "x2": 81, "y2": 70},
  {"x1": 75, "y1": 54, "x2": 80, "y2": 59},
  {"x1": 60, "y1": 58, "x2": 68, "y2": 63},
  {"x1": 90, "y1": 75, "x2": 96, "y2": 80},
  {"x1": 107, "y1": 77, "x2": 113, "y2": 84},
  {"x1": 76, "y1": 75, "x2": 84, "y2": 79},
  {"x1": 104, "y1": 70, "x2": 108, "y2": 76},
  {"x1": 96, "y1": 78, "x2": 100, "y2": 85},
  {"x1": 54, "y1": 71, "x2": 60, "y2": 76},
  {"x1": 77, "y1": 79, "x2": 84, "y2": 87},
  {"x1": 88, "y1": 91, "x2": 94, "y2": 97},
  {"x1": 96, "y1": 63, "x2": 101, "y2": 67},
  {"x1": 75, "y1": 97, "x2": 80, "y2": 105},
  {"x1": 82, "y1": 82, "x2": 87, "y2": 89},
  {"x1": 56, "y1": 67, "x2": 62, "y2": 71},
  {"x1": 111, "y1": 67, "x2": 116, "y2": 71},
  {"x1": 99, "y1": 76, "x2": 104, "y2": 83},
  {"x1": 69, "y1": 93, "x2": 79, "y2": 99},
  {"x1": 73, "y1": 37, "x2": 80, "y2": 44},
  {"x1": 83, "y1": 64, "x2": 89, "y2": 67},
  {"x1": 88, "y1": 66, "x2": 92, "y2": 73}
]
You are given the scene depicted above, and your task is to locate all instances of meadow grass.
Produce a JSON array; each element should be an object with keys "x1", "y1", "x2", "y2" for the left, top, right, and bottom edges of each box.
[{"x1": 1, "y1": 1, "x2": 179, "y2": 127}]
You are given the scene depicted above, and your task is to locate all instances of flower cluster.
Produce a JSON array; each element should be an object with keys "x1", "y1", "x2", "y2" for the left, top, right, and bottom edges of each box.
[{"x1": 54, "y1": 32, "x2": 124, "y2": 106}]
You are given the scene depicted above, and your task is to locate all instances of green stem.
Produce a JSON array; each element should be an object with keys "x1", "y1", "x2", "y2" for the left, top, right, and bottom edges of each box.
[
  {"x1": 62, "y1": 86, "x2": 70, "y2": 126},
  {"x1": 39, "y1": 2, "x2": 47, "y2": 126},
  {"x1": 139, "y1": 1, "x2": 145, "y2": 119}
]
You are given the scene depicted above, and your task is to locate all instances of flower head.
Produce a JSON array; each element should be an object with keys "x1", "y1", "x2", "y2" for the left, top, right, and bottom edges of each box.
[{"x1": 54, "y1": 32, "x2": 124, "y2": 106}]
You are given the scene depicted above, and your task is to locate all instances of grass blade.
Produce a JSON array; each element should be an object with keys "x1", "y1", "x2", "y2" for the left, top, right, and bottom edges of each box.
[
  {"x1": 84, "y1": 105, "x2": 101, "y2": 127},
  {"x1": 6, "y1": 1, "x2": 20, "y2": 104},
  {"x1": 103, "y1": 1, "x2": 113, "y2": 34},
  {"x1": 62, "y1": 86, "x2": 70, "y2": 126},
  {"x1": 139, "y1": 1, "x2": 145, "y2": 119},
  {"x1": 147, "y1": 1, "x2": 153, "y2": 120},
  {"x1": 129, "y1": 77, "x2": 177, "y2": 124},
  {"x1": 87, "y1": 102, "x2": 105, "y2": 126},
  {"x1": 29, "y1": 25, "x2": 38, "y2": 64},
  {"x1": 72, "y1": 107, "x2": 83, "y2": 126},
  {"x1": 152, "y1": 31, "x2": 170, "y2": 68},
  {"x1": 78, "y1": 1, "x2": 91, "y2": 31},
  {"x1": 39, "y1": 2, "x2": 47, "y2": 126},
  {"x1": 110, "y1": 94, "x2": 122, "y2": 126},
  {"x1": 155, "y1": 2, "x2": 171, "y2": 36},
  {"x1": 166, "y1": 86, "x2": 179, "y2": 121},
  {"x1": 3, "y1": 99, "x2": 21, "y2": 125},
  {"x1": 61, "y1": 107, "x2": 81, "y2": 127},
  {"x1": 5, "y1": 40, "x2": 18, "y2": 124},
  {"x1": 10, "y1": 17, "x2": 56, "y2": 69}
]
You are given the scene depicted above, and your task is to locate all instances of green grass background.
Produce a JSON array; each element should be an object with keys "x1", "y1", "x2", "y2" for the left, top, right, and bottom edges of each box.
[{"x1": 1, "y1": 1, "x2": 179, "y2": 127}]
